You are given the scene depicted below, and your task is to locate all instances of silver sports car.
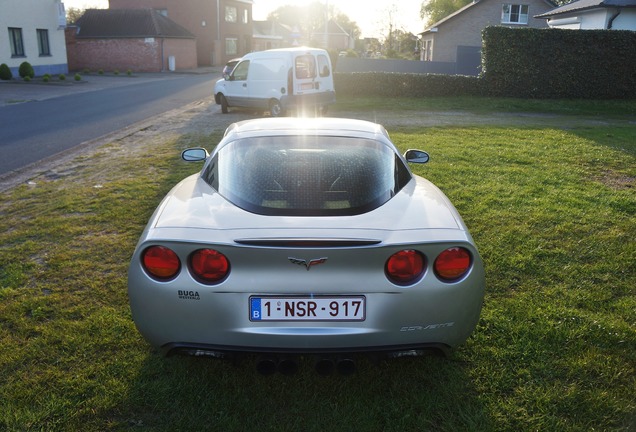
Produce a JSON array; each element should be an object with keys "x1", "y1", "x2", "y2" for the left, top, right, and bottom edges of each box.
[{"x1": 128, "y1": 118, "x2": 485, "y2": 374}]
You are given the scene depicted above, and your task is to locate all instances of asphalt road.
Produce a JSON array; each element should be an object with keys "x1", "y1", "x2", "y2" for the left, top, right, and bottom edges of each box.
[{"x1": 0, "y1": 73, "x2": 216, "y2": 177}]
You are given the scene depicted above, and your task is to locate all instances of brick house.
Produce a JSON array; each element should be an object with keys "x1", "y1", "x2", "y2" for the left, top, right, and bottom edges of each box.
[
  {"x1": 252, "y1": 20, "x2": 293, "y2": 51},
  {"x1": 66, "y1": 9, "x2": 196, "y2": 73},
  {"x1": 109, "y1": 0, "x2": 253, "y2": 66},
  {"x1": 420, "y1": 0, "x2": 556, "y2": 73},
  {"x1": 311, "y1": 20, "x2": 355, "y2": 51}
]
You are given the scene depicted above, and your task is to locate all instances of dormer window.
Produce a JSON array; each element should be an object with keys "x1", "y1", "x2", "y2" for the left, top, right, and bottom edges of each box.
[{"x1": 502, "y1": 4, "x2": 529, "y2": 24}]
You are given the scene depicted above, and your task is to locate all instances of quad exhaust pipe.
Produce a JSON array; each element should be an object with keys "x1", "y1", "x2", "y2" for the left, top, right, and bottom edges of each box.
[
  {"x1": 255, "y1": 355, "x2": 299, "y2": 376},
  {"x1": 255, "y1": 355, "x2": 356, "y2": 375}
]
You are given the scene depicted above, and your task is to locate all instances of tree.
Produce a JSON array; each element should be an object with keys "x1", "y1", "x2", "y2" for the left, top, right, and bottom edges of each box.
[
  {"x1": 385, "y1": 29, "x2": 419, "y2": 59},
  {"x1": 66, "y1": 7, "x2": 85, "y2": 24},
  {"x1": 420, "y1": 0, "x2": 472, "y2": 26},
  {"x1": 268, "y1": 1, "x2": 360, "y2": 43}
]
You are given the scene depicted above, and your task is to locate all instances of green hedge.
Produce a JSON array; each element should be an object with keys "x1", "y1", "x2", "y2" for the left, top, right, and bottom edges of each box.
[
  {"x1": 482, "y1": 27, "x2": 636, "y2": 99},
  {"x1": 334, "y1": 72, "x2": 484, "y2": 98},
  {"x1": 334, "y1": 28, "x2": 636, "y2": 100}
]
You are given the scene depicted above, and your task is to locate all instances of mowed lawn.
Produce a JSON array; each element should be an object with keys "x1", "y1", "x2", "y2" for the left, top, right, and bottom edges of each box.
[{"x1": 0, "y1": 98, "x2": 634, "y2": 431}]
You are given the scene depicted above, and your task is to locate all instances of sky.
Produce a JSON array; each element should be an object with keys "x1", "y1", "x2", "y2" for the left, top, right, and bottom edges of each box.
[{"x1": 62, "y1": 0, "x2": 426, "y2": 38}]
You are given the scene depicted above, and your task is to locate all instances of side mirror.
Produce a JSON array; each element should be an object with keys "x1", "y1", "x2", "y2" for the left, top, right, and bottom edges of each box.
[
  {"x1": 182, "y1": 147, "x2": 209, "y2": 162},
  {"x1": 404, "y1": 149, "x2": 430, "y2": 164}
]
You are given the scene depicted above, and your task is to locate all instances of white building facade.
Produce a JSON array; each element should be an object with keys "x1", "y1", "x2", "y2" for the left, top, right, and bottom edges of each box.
[{"x1": 1, "y1": 0, "x2": 68, "y2": 76}]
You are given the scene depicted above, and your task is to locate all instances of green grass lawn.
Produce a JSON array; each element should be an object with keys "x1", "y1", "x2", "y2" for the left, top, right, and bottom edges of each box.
[{"x1": 0, "y1": 99, "x2": 634, "y2": 431}]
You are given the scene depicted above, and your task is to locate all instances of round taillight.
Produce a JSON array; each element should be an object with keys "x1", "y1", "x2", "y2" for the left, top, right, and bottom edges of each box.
[
  {"x1": 189, "y1": 249, "x2": 230, "y2": 284},
  {"x1": 385, "y1": 250, "x2": 425, "y2": 285},
  {"x1": 434, "y1": 247, "x2": 472, "y2": 281},
  {"x1": 142, "y1": 246, "x2": 180, "y2": 280}
]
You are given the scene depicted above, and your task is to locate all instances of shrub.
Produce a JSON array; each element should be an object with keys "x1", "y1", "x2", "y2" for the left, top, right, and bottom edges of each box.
[
  {"x1": 74, "y1": 73, "x2": 81, "y2": 81},
  {"x1": 127, "y1": 69, "x2": 132, "y2": 76},
  {"x1": 59, "y1": 74, "x2": 66, "y2": 81},
  {"x1": 43, "y1": 75, "x2": 50, "y2": 83},
  {"x1": 23, "y1": 75, "x2": 31, "y2": 82},
  {"x1": 334, "y1": 72, "x2": 485, "y2": 98},
  {"x1": 481, "y1": 27, "x2": 636, "y2": 99},
  {"x1": 0, "y1": 63, "x2": 12, "y2": 80},
  {"x1": 83, "y1": 68, "x2": 90, "y2": 74},
  {"x1": 18, "y1": 61, "x2": 35, "y2": 79},
  {"x1": 98, "y1": 69, "x2": 104, "y2": 75},
  {"x1": 113, "y1": 69, "x2": 119, "y2": 75}
]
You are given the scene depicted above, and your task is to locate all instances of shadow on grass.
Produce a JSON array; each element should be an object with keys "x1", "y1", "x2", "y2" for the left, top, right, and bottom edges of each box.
[{"x1": 116, "y1": 351, "x2": 490, "y2": 431}]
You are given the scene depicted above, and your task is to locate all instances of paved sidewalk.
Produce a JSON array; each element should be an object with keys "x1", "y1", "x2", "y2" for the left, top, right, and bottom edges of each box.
[{"x1": 0, "y1": 67, "x2": 220, "y2": 107}]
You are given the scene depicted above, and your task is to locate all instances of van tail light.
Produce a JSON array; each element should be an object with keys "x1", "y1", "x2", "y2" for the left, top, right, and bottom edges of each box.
[
  {"x1": 385, "y1": 250, "x2": 425, "y2": 285},
  {"x1": 434, "y1": 247, "x2": 472, "y2": 281},
  {"x1": 189, "y1": 249, "x2": 230, "y2": 284},
  {"x1": 142, "y1": 246, "x2": 180, "y2": 280}
]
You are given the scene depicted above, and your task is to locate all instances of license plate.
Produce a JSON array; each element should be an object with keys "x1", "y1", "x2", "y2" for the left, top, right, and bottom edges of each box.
[{"x1": 250, "y1": 296, "x2": 365, "y2": 321}]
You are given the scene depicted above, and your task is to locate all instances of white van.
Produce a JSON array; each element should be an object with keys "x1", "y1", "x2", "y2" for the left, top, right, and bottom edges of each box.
[{"x1": 214, "y1": 47, "x2": 336, "y2": 116}]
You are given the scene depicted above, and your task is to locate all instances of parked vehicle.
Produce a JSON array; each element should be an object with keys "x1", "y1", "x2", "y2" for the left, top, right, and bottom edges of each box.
[
  {"x1": 214, "y1": 47, "x2": 336, "y2": 116},
  {"x1": 128, "y1": 117, "x2": 485, "y2": 375}
]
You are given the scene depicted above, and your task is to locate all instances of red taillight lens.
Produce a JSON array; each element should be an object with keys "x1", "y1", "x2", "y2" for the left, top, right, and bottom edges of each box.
[
  {"x1": 189, "y1": 249, "x2": 230, "y2": 284},
  {"x1": 434, "y1": 247, "x2": 472, "y2": 281},
  {"x1": 142, "y1": 246, "x2": 180, "y2": 280},
  {"x1": 385, "y1": 250, "x2": 425, "y2": 285}
]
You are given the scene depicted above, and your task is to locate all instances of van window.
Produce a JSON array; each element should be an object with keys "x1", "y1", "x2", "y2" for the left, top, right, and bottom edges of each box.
[
  {"x1": 318, "y1": 55, "x2": 331, "y2": 77},
  {"x1": 231, "y1": 60, "x2": 249, "y2": 81},
  {"x1": 295, "y1": 55, "x2": 316, "y2": 79}
]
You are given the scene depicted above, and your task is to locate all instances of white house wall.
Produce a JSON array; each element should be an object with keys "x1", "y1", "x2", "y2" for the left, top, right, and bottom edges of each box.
[
  {"x1": 612, "y1": 9, "x2": 636, "y2": 30},
  {"x1": 1, "y1": 0, "x2": 68, "y2": 75},
  {"x1": 547, "y1": 8, "x2": 636, "y2": 30}
]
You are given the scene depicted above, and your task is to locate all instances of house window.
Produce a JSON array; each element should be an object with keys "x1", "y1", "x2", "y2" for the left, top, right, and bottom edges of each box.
[
  {"x1": 37, "y1": 29, "x2": 51, "y2": 56},
  {"x1": 241, "y1": 9, "x2": 248, "y2": 24},
  {"x1": 9, "y1": 27, "x2": 25, "y2": 57},
  {"x1": 225, "y1": 6, "x2": 237, "y2": 23},
  {"x1": 502, "y1": 4, "x2": 529, "y2": 24},
  {"x1": 155, "y1": 9, "x2": 168, "y2": 17},
  {"x1": 225, "y1": 38, "x2": 238, "y2": 55}
]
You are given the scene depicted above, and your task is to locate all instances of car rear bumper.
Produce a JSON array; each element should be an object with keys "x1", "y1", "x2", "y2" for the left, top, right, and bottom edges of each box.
[{"x1": 162, "y1": 341, "x2": 451, "y2": 358}]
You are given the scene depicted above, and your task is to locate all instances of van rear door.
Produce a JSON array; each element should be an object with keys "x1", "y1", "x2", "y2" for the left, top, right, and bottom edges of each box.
[{"x1": 292, "y1": 52, "x2": 333, "y2": 95}]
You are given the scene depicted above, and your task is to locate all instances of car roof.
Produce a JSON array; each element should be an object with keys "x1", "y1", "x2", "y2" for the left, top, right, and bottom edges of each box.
[{"x1": 223, "y1": 118, "x2": 391, "y2": 141}]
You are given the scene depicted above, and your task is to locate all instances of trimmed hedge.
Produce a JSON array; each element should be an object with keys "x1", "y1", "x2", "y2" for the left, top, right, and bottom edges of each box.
[
  {"x1": 482, "y1": 27, "x2": 636, "y2": 99},
  {"x1": 334, "y1": 72, "x2": 485, "y2": 98},
  {"x1": 335, "y1": 28, "x2": 636, "y2": 100}
]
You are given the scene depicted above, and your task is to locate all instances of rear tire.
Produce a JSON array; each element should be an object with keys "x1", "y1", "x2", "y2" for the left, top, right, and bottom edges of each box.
[
  {"x1": 220, "y1": 95, "x2": 229, "y2": 114},
  {"x1": 269, "y1": 99, "x2": 285, "y2": 117}
]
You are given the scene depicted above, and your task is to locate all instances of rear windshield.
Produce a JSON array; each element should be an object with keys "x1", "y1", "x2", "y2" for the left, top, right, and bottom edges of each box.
[{"x1": 203, "y1": 136, "x2": 412, "y2": 216}]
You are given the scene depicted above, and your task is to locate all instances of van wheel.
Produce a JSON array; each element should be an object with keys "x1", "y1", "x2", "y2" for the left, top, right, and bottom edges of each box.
[
  {"x1": 269, "y1": 100, "x2": 285, "y2": 117},
  {"x1": 220, "y1": 95, "x2": 229, "y2": 114}
]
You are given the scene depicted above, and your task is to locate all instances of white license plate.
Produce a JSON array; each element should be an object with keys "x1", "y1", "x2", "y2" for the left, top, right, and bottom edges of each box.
[{"x1": 250, "y1": 296, "x2": 365, "y2": 321}]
